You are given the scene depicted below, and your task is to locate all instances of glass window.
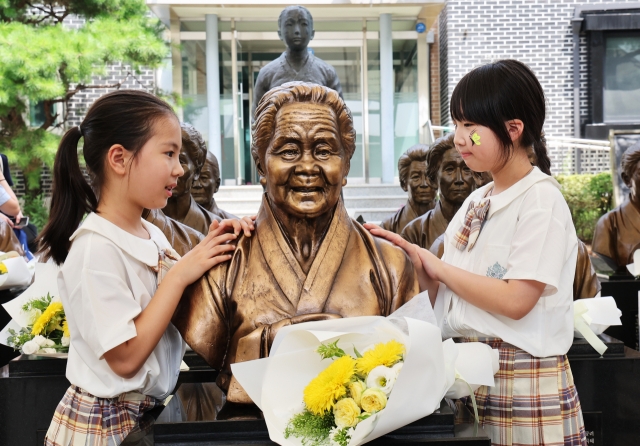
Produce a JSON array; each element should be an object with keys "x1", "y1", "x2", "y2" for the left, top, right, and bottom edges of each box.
[{"x1": 604, "y1": 34, "x2": 640, "y2": 123}]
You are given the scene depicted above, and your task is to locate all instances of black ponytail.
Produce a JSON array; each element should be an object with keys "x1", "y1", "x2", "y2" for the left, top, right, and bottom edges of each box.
[
  {"x1": 533, "y1": 132, "x2": 551, "y2": 175},
  {"x1": 38, "y1": 90, "x2": 177, "y2": 264}
]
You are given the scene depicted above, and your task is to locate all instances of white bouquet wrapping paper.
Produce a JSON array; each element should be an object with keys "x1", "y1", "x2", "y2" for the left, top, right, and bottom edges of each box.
[
  {"x1": 0, "y1": 255, "x2": 34, "y2": 290},
  {"x1": 232, "y1": 305, "x2": 498, "y2": 446}
]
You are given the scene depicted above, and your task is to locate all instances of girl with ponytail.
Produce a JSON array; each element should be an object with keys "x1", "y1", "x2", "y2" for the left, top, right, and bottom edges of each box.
[
  {"x1": 42, "y1": 90, "x2": 253, "y2": 446},
  {"x1": 367, "y1": 60, "x2": 586, "y2": 445}
]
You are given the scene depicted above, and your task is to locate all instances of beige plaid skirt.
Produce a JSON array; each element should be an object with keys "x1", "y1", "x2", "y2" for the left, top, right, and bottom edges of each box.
[
  {"x1": 44, "y1": 385, "x2": 162, "y2": 446},
  {"x1": 456, "y1": 338, "x2": 586, "y2": 446}
]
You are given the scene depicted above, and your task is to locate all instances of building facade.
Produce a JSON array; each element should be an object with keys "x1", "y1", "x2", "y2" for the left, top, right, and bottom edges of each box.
[{"x1": 438, "y1": 0, "x2": 640, "y2": 174}]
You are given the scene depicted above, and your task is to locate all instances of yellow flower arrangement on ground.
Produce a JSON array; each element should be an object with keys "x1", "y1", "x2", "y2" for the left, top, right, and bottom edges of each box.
[
  {"x1": 284, "y1": 339, "x2": 405, "y2": 446},
  {"x1": 6, "y1": 294, "x2": 70, "y2": 355}
]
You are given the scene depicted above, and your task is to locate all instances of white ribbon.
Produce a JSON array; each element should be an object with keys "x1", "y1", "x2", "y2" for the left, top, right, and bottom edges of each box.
[{"x1": 574, "y1": 300, "x2": 607, "y2": 356}]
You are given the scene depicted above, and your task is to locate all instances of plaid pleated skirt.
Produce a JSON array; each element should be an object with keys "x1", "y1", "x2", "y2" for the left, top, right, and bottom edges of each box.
[
  {"x1": 458, "y1": 338, "x2": 587, "y2": 446},
  {"x1": 44, "y1": 385, "x2": 162, "y2": 446}
]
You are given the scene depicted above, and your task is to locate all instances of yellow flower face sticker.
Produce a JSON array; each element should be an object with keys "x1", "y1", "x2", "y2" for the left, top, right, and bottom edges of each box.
[{"x1": 470, "y1": 129, "x2": 481, "y2": 146}]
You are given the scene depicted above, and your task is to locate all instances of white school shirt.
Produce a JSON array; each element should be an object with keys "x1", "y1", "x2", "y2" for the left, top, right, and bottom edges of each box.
[
  {"x1": 433, "y1": 167, "x2": 578, "y2": 358},
  {"x1": 58, "y1": 213, "x2": 186, "y2": 399}
]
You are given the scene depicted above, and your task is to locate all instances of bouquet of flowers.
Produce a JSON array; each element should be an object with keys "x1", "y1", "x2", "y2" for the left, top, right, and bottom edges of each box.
[
  {"x1": 5, "y1": 293, "x2": 70, "y2": 355},
  {"x1": 232, "y1": 313, "x2": 498, "y2": 446},
  {"x1": 285, "y1": 338, "x2": 406, "y2": 446}
]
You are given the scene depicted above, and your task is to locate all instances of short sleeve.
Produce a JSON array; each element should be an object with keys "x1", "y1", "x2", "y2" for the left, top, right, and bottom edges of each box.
[
  {"x1": 502, "y1": 193, "x2": 575, "y2": 296},
  {"x1": 80, "y1": 269, "x2": 141, "y2": 358},
  {"x1": 0, "y1": 187, "x2": 10, "y2": 207}
]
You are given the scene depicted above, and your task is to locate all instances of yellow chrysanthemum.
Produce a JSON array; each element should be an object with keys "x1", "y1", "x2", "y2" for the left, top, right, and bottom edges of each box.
[
  {"x1": 0, "y1": 263, "x2": 7, "y2": 275},
  {"x1": 62, "y1": 319, "x2": 70, "y2": 338},
  {"x1": 31, "y1": 302, "x2": 64, "y2": 335},
  {"x1": 355, "y1": 340, "x2": 405, "y2": 376},
  {"x1": 303, "y1": 356, "x2": 355, "y2": 416}
]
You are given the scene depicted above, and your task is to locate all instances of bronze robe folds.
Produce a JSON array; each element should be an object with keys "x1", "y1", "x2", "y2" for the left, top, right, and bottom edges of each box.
[
  {"x1": 206, "y1": 201, "x2": 237, "y2": 221},
  {"x1": 144, "y1": 209, "x2": 203, "y2": 257},
  {"x1": 592, "y1": 198, "x2": 640, "y2": 272},
  {"x1": 173, "y1": 196, "x2": 419, "y2": 403},
  {"x1": 182, "y1": 196, "x2": 222, "y2": 236},
  {"x1": 380, "y1": 200, "x2": 434, "y2": 235},
  {"x1": 401, "y1": 201, "x2": 449, "y2": 251}
]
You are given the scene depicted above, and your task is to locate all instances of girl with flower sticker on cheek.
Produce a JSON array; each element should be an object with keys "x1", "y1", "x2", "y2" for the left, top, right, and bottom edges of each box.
[
  {"x1": 39, "y1": 90, "x2": 254, "y2": 446},
  {"x1": 365, "y1": 60, "x2": 586, "y2": 445}
]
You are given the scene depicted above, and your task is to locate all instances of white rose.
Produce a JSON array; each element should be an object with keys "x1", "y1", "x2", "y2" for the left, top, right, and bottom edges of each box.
[
  {"x1": 42, "y1": 348, "x2": 57, "y2": 354},
  {"x1": 21, "y1": 340, "x2": 39, "y2": 355},
  {"x1": 365, "y1": 365, "x2": 397, "y2": 395},
  {"x1": 61, "y1": 336, "x2": 70, "y2": 347},
  {"x1": 33, "y1": 335, "x2": 48, "y2": 346},
  {"x1": 44, "y1": 339, "x2": 56, "y2": 347}
]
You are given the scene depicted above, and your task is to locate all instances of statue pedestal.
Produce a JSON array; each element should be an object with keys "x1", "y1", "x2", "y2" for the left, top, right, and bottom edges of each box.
[{"x1": 600, "y1": 278, "x2": 640, "y2": 350}]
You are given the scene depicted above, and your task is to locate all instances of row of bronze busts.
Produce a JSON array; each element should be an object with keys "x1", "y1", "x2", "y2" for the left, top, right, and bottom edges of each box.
[
  {"x1": 379, "y1": 133, "x2": 602, "y2": 300},
  {"x1": 143, "y1": 123, "x2": 235, "y2": 256}
]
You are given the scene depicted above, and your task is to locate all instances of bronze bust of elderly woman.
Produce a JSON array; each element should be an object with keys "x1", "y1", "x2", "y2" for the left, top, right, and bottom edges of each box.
[{"x1": 173, "y1": 82, "x2": 418, "y2": 406}]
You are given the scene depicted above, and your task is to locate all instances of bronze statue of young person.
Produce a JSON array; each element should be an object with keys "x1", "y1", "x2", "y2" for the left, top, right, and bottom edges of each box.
[
  {"x1": 192, "y1": 150, "x2": 237, "y2": 220},
  {"x1": 380, "y1": 144, "x2": 436, "y2": 234},
  {"x1": 593, "y1": 141, "x2": 640, "y2": 274},
  {"x1": 162, "y1": 123, "x2": 221, "y2": 235},
  {"x1": 172, "y1": 82, "x2": 418, "y2": 408},
  {"x1": 401, "y1": 133, "x2": 476, "y2": 252},
  {"x1": 251, "y1": 5, "x2": 342, "y2": 119}
]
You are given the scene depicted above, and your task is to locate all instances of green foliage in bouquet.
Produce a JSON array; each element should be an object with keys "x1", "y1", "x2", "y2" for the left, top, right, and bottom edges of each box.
[
  {"x1": 284, "y1": 410, "x2": 335, "y2": 446},
  {"x1": 556, "y1": 173, "x2": 613, "y2": 243}
]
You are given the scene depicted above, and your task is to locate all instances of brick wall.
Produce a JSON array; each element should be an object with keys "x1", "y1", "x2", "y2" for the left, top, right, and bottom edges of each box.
[
  {"x1": 429, "y1": 20, "x2": 441, "y2": 128},
  {"x1": 440, "y1": 0, "x2": 638, "y2": 174}
]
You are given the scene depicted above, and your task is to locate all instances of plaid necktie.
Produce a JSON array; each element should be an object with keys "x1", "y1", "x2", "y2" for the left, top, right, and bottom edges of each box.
[
  {"x1": 453, "y1": 198, "x2": 490, "y2": 252},
  {"x1": 151, "y1": 248, "x2": 181, "y2": 285}
]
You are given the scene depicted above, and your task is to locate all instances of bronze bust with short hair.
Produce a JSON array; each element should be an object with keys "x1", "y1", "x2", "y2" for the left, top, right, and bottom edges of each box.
[
  {"x1": 592, "y1": 142, "x2": 640, "y2": 274},
  {"x1": 162, "y1": 123, "x2": 221, "y2": 235},
  {"x1": 192, "y1": 145, "x2": 236, "y2": 220},
  {"x1": 380, "y1": 144, "x2": 436, "y2": 234},
  {"x1": 252, "y1": 5, "x2": 342, "y2": 118},
  {"x1": 173, "y1": 82, "x2": 418, "y2": 407},
  {"x1": 402, "y1": 133, "x2": 476, "y2": 253}
]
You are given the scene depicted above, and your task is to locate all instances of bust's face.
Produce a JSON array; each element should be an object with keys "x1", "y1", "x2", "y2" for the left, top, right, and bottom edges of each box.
[
  {"x1": 278, "y1": 8, "x2": 314, "y2": 51},
  {"x1": 260, "y1": 102, "x2": 348, "y2": 219},
  {"x1": 406, "y1": 160, "x2": 436, "y2": 205},
  {"x1": 172, "y1": 137, "x2": 198, "y2": 199},
  {"x1": 624, "y1": 159, "x2": 640, "y2": 203},
  {"x1": 192, "y1": 156, "x2": 219, "y2": 207},
  {"x1": 438, "y1": 148, "x2": 475, "y2": 205}
]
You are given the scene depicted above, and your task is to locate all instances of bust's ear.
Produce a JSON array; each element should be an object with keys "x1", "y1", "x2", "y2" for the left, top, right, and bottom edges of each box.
[
  {"x1": 622, "y1": 171, "x2": 631, "y2": 188},
  {"x1": 400, "y1": 179, "x2": 408, "y2": 192},
  {"x1": 310, "y1": 29, "x2": 315, "y2": 41},
  {"x1": 254, "y1": 154, "x2": 266, "y2": 179},
  {"x1": 214, "y1": 178, "x2": 221, "y2": 194},
  {"x1": 277, "y1": 28, "x2": 283, "y2": 42}
]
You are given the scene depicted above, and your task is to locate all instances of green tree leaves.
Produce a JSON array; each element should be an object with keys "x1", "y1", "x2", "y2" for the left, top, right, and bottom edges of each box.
[{"x1": 0, "y1": 0, "x2": 169, "y2": 196}]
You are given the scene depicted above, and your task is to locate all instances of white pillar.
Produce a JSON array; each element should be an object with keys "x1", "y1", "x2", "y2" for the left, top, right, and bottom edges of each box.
[
  {"x1": 379, "y1": 13, "x2": 394, "y2": 184},
  {"x1": 170, "y1": 10, "x2": 183, "y2": 121},
  {"x1": 206, "y1": 14, "x2": 222, "y2": 162}
]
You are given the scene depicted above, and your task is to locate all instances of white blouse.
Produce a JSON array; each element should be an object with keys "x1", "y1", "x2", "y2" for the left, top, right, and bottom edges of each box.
[
  {"x1": 433, "y1": 167, "x2": 578, "y2": 358},
  {"x1": 59, "y1": 213, "x2": 186, "y2": 399}
]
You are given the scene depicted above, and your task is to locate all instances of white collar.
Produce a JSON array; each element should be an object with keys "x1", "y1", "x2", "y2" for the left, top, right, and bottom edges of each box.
[
  {"x1": 477, "y1": 167, "x2": 559, "y2": 219},
  {"x1": 70, "y1": 213, "x2": 163, "y2": 267}
]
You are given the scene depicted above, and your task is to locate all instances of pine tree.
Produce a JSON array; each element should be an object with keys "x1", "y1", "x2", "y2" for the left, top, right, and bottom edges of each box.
[{"x1": 0, "y1": 0, "x2": 170, "y2": 198}]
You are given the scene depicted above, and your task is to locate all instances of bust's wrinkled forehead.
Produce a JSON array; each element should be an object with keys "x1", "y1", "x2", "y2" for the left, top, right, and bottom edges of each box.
[{"x1": 278, "y1": 5, "x2": 313, "y2": 29}]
